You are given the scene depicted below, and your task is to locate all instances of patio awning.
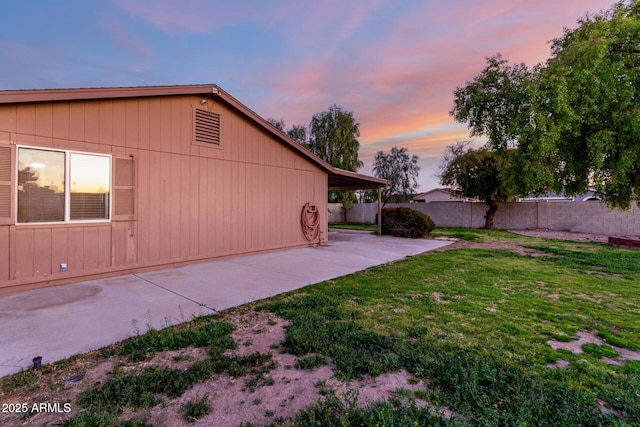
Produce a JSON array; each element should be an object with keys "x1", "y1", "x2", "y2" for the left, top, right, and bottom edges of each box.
[
  {"x1": 328, "y1": 168, "x2": 389, "y2": 191},
  {"x1": 327, "y1": 168, "x2": 388, "y2": 237}
]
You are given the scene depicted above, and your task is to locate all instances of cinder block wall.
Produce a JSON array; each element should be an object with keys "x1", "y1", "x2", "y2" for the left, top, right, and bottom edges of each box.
[
  {"x1": 328, "y1": 203, "x2": 343, "y2": 223},
  {"x1": 341, "y1": 201, "x2": 640, "y2": 236},
  {"x1": 545, "y1": 202, "x2": 640, "y2": 235}
]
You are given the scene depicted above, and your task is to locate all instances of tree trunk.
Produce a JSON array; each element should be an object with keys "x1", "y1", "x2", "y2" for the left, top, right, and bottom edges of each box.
[
  {"x1": 484, "y1": 202, "x2": 498, "y2": 229},
  {"x1": 342, "y1": 203, "x2": 353, "y2": 223}
]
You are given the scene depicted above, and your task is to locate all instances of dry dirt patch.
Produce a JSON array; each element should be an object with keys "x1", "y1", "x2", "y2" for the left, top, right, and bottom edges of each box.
[
  {"x1": 509, "y1": 230, "x2": 609, "y2": 243},
  {"x1": 1, "y1": 309, "x2": 431, "y2": 427},
  {"x1": 546, "y1": 330, "x2": 640, "y2": 367},
  {"x1": 430, "y1": 229, "x2": 610, "y2": 257},
  {"x1": 430, "y1": 238, "x2": 553, "y2": 257},
  {"x1": 140, "y1": 309, "x2": 433, "y2": 426},
  {"x1": 431, "y1": 292, "x2": 450, "y2": 305}
]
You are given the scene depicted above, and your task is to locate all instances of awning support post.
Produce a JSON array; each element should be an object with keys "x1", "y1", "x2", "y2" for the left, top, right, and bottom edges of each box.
[{"x1": 377, "y1": 187, "x2": 382, "y2": 236}]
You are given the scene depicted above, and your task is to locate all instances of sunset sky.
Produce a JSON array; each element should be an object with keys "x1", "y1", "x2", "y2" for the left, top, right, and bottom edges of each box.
[{"x1": 0, "y1": 0, "x2": 612, "y2": 190}]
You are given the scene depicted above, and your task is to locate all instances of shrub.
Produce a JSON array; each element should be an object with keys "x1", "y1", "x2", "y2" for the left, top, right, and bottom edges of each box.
[
  {"x1": 381, "y1": 207, "x2": 435, "y2": 238},
  {"x1": 295, "y1": 354, "x2": 328, "y2": 370},
  {"x1": 181, "y1": 393, "x2": 211, "y2": 423},
  {"x1": 119, "y1": 321, "x2": 235, "y2": 361},
  {"x1": 267, "y1": 296, "x2": 399, "y2": 380}
]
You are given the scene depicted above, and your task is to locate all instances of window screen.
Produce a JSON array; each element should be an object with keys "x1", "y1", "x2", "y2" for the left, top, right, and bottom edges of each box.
[{"x1": 69, "y1": 153, "x2": 110, "y2": 220}]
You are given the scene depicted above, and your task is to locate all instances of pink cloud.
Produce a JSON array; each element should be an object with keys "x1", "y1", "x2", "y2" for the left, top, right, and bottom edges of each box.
[
  {"x1": 114, "y1": 0, "x2": 291, "y2": 33},
  {"x1": 114, "y1": 0, "x2": 222, "y2": 33},
  {"x1": 102, "y1": 20, "x2": 155, "y2": 64},
  {"x1": 0, "y1": 41, "x2": 60, "y2": 87},
  {"x1": 117, "y1": 0, "x2": 608, "y2": 188},
  {"x1": 119, "y1": 0, "x2": 619, "y2": 190}
]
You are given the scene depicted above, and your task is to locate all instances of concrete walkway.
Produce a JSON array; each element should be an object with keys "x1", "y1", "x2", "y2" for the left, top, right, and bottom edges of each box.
[{"x1": 0, "y1": 230, "x2": 451, "y2": 377}]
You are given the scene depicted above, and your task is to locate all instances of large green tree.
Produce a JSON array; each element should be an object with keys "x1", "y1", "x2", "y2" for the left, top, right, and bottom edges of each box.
[
  {"x1": 451, "y1": 53, "x2": 535, "y2": 154},
  {"x1": 439, "y1": 142, "x2": 514, "y2": 229},
  {"x1": 309, "y1": 105, "x2": 363, "y2": 171},
  {"x1": 531, "y1": 0, "x2": 640, "y2": 208},
  {"x1": 372, "y1": 147, "x2": 420, "y2": 207},
  {"x1": 452, "y1": 1, "x2": 640, "y2": 209},
  {"x1": 450, "y1": 54, "x2": 553, "y2": 197}
]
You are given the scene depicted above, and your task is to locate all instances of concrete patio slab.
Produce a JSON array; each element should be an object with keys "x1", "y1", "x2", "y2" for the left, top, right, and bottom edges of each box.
[{"x1": 0, "y1": 230, "x2": 451, "y2": 377}]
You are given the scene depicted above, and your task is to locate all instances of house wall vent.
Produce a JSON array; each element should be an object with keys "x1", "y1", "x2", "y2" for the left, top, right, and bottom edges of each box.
[{"x1": 195, "y1": 109, "x2": 221, "y2": 145}]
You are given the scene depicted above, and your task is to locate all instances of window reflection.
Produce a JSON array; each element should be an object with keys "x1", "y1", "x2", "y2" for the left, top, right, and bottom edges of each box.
[
  {"x1": 18, "y1": 148, "x2": 65, "y2": 223},
  {"x1": 70, "y1": 153, "x2": 110, "y2": 220}
]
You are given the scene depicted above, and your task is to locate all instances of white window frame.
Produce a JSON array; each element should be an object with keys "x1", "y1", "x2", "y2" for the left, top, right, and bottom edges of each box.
[{"x1": 16, "y1": 145, "x2": 112, "y2": 225}]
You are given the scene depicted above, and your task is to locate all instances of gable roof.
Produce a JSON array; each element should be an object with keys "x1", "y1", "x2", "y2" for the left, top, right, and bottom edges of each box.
[
  {"x1": 415, "y1": 188, "x2": 452, "y2": 197},
  {"x1": 0, "y1": 84, "x2": 388, "y2": 190},
  {"x1": 414, "y1": 188, "x2": 458, "y2": 198}
]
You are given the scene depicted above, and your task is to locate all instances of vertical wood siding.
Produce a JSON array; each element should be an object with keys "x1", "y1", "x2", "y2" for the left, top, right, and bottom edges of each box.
[{"x1": 0, "y1": 95, "x2": 327, "y2": 290}]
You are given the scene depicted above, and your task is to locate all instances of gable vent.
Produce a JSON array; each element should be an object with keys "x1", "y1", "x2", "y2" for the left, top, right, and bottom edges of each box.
[{"x1": 195, "y1": 109, "x2": 221, "y2": 145}]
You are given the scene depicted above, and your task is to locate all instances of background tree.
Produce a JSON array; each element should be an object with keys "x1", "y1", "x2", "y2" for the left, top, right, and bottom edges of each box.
[
  {"x1": 309, "y1": 105, "x2": 363, "y2": 171},
  {"x1": 372, "y1": 147, "x2": 420, "y2": 207},
  {"x1": 271, "y1": 106, "x2": 364, "y2": 203},
  {"x1": 266, "y1": 117, "x2": 285, "y2": 132},
  {"x1": 439, "y1": 142, "x2": 514, "y2": 229},
  {"x1": 309, "y1": 105, "x2": 363, "y2": 203},
  {"x1": 287, "y1": 124, "x2": 308, "y2": 148},
  {"x1": 267, "y1": 118, "x2": 309, "y2": 148},
  {"x1": 356, "y1": 189, "x2": 378, "y2": 203}
]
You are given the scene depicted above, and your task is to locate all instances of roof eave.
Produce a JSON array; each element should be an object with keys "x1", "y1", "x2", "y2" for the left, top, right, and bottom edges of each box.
[
  {"x1": 328, "y1": 168, "x2": 389, "y2": 191},
  {"x1": 0, "y1": 85, "x2": 392, "y2": 183},
  {"x1": 0, "y1": 84, "x2": 225, "y2": 104},
  {"x1": 0, "y1": 83, "x2": 336, "y2": 173}
]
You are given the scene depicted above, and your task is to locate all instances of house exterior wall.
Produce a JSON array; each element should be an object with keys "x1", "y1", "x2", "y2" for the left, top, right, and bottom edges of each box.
[
  {"x1": 344, "y1": 201, "x2": 640, "y2": 235},
  {"x1": 0, "y1": 95, "x2": 328, "y2": 292}
]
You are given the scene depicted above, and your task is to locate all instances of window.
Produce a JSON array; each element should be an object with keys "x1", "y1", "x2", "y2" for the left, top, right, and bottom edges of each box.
[{"x1": 17, "y1": 147, "x2": 111, "y2": 223}]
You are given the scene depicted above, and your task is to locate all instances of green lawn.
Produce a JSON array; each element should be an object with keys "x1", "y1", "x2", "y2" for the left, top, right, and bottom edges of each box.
[
  {"x1": 262, "y1": 228, "x2": 640, "y2": 425},
  {"x1": 2, "y1": 229, "x2": 639, "y2": 426}
]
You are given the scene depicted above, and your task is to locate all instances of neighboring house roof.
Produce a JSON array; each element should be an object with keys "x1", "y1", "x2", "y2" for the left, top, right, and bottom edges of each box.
[
  {"x1": 517, "y1": 189, "x2": 600, "y2": 202},
  {"x1": 413, "y1": 188, "x2": 467, "y2": 202},
  {"x1": 0, "y1": 84, "x2": 388, "y2": 191}
]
